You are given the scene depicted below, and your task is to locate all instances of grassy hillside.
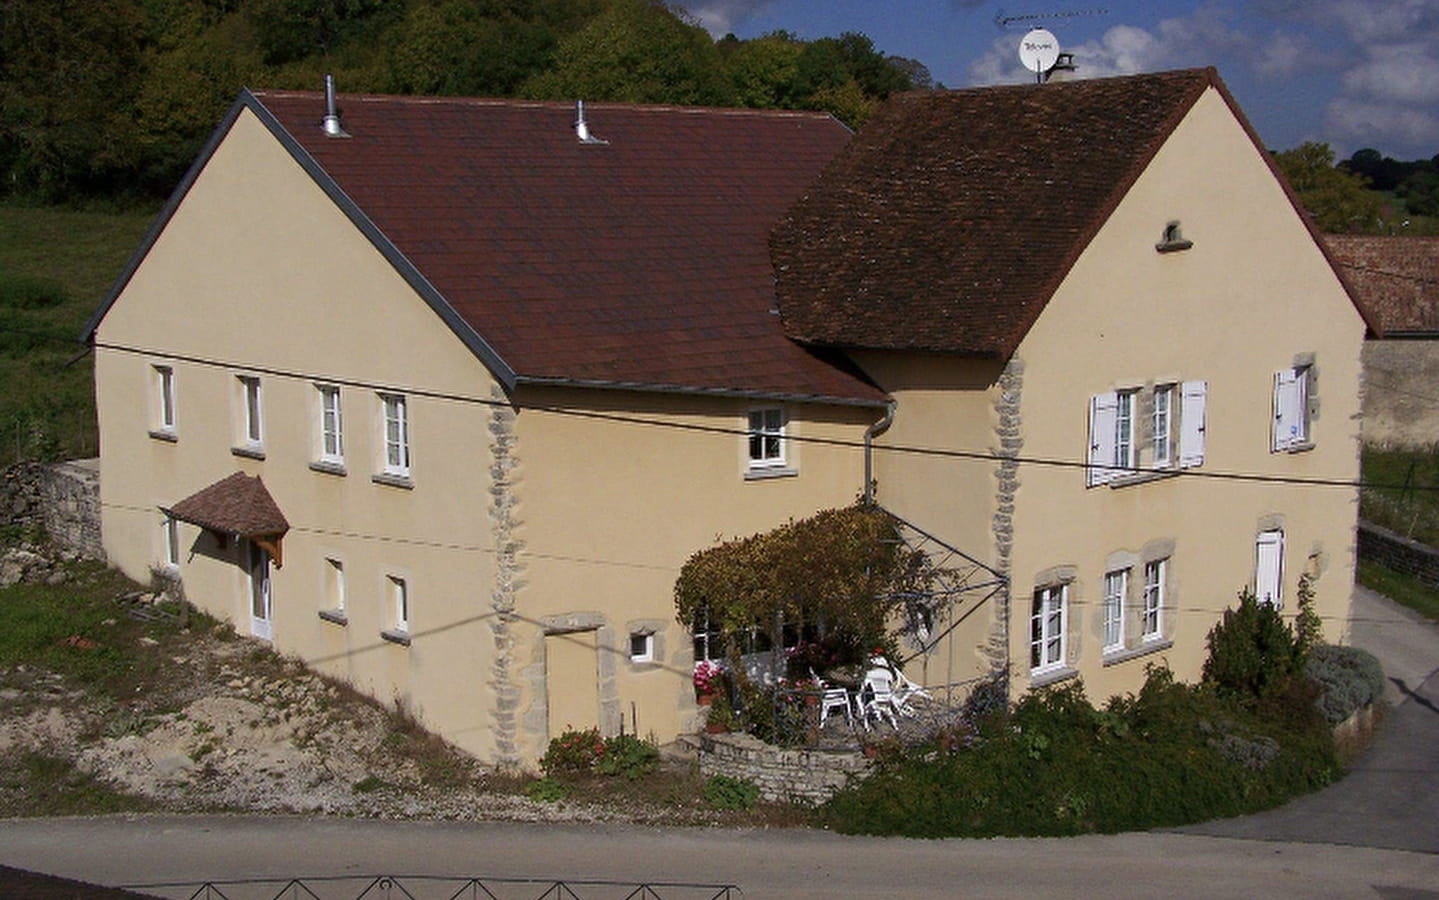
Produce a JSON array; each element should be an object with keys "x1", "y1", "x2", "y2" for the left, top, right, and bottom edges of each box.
[{"x1": 0, "y1": 204, "x2": 155, "y2": 465}]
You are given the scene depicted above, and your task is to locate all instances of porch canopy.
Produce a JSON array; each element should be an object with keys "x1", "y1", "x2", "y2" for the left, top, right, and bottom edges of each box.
[{"x1": 162, "y1": 472, "x2": 289, "y2": 567}]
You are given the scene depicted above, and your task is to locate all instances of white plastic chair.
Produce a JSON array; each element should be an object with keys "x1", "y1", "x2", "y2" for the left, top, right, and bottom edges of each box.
[
  {"x1": 811, "y1": 669, "x2": 852, "y2": 728},
  {"x1": 890, "y1": 666, "x2": 932, "y2": 717},
  {"x1": 859, "y1": 666, "x2": 899, "y2": 731}
]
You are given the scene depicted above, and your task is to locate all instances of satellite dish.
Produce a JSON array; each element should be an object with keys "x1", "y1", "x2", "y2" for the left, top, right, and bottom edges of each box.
[{"x1": 1018, "y1": 28, "x2": 1060, "y2": 75}]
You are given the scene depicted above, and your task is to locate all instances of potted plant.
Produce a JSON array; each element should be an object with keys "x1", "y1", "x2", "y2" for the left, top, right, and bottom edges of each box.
[
  {"x1": 693, "y1": 660, "x2": 723, "y2": 706},
  {"x1": 705, "y1": 691, "x2": 735, "y2": 734}
]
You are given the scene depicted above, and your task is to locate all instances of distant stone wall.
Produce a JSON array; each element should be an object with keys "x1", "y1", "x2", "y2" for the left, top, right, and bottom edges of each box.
[
  {"x1": 1357, "y1": 520, "x2": 1439, "y2": 589},
  {"x1": 1, "y1": 460, "x2": 103, "y2": 559},
  {"x1": 1363, "y1": 341, "x2": 1439, "y2": 449},
  {"x1": 697, "y1": 731, "x2": 870, "y2": 804}
]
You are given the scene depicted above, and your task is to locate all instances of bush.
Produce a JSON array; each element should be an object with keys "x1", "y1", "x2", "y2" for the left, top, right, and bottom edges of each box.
[
  {"x1": 592, "y1": 734, "x2": 659, "y2": 780},
  {"x1": 1202, "y1": 589, "x2": 1304, "y2": 705},
  {"x1": 1306, "y1": 644, "x2": 1386, "y2": 724},
  {"x1": 703, "y1": 774, "x2": 760, "y2": 811},
  {"x1": 539, "y1": 727, "x2": 605, "y2": 776}
]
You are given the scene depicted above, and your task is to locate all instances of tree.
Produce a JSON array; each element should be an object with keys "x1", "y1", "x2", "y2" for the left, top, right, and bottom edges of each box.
[
  {"x1": 1274, "y1": 142, "x2": 1382, "y2": 233},
  {"x1": 519, "y1": 0, "x2": 735, "y2": 107},
  {"x1": 719, "y1": 32, "x2": 804, "y2": 109}
]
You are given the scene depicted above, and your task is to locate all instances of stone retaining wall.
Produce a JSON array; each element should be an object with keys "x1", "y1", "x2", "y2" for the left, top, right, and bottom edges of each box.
[
  {"x1": 697, "y1": 731, "x2": 871, "y2": 804},
  {"x1": 1357, "y1": 520, "x2": 1439, "y2": 589},
  {"x1": 1, "y1": 459, "x2": 103, "y2": 559}
]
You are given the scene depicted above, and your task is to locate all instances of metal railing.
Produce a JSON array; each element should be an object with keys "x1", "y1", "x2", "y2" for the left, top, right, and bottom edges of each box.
[{"x1": 124, "y1": 875, "x2": 742, "y2": 900}]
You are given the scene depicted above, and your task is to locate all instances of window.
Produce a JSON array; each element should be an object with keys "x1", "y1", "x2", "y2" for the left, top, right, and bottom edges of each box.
[
  {"x1": 390, "y1": 575, "x2": 409, "y2": 632},
  {"x1": 153, "y1": 365, "x2": 176, "y2": 436},
  {"x1": 629, "y1": 631, "x2": 654, "y2": 663},
  {"x1": 1089, "y1": 380, "x2": 1206, "y2": 485},
  {"x1": 327, "y1": 558, "x2": 345, "y2": 613},
  {"x1": 693, "y1": 607, "x2": 723, "y2": 662},
  {"x1": 317, "y1": 385, "x2": 344, "y2": 465},
  {"x1": 1142, "y1": 559, "x2": 1165, "y2": 639},
  {"x1": 162, "y1": 514, "x2": 180, "y2": 569},
  {"x1": 1152, "y1": 384, "x2": 1174, "y2": 468},
  {"x1": 748, "y1": 407, "x2": 785, "y2": 469},
  {"x1": 1030, "y1": 584, "x2": 1067, "y2": 673},
  {"x1": 381, "y1": 393, "x2": 410, "y2": 477},
  {"x1": 1273, "y1": 365, "x2": 1312, "y2": 451},
  {"x1": 1102, "y1": 570, "x2": 1127, "y2": 652},
  {"x1": 238, "y1": 376, "x2": 263, "y2": 448},
  {"x1": 1255, "y1": 530, "x2": 1284, "y2": 606}
]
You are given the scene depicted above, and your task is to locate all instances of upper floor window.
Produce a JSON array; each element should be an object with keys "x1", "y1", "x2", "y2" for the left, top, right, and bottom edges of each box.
[
  {"x1": 316, "y1": 385, "x2": 344, "y2": 466},
  {"x1": 381, "y1": 393, "x2": 410, "y2": 477},
  {"x1": 1087, "y1": 389, "x2": 1136, "y2": 485},
  {"x1": 232, "y1": 375, "x2": 264, "y2": 457},
  {"x1": 748, "y1": 407, "x2": 785, "y2": 469},
  {"x1": 1256, "y1": 529, "x2": 1285, "y2": 606},
  {"x1": 1142, "y1": 558, "x2": 1166, "y2": 639},
  {"x1": 1088, "y1": 380, "x2": 1206, "y2": 486},
  {"x1": 1272, "y1": 364, "x2": 1314, "y2": 452}
]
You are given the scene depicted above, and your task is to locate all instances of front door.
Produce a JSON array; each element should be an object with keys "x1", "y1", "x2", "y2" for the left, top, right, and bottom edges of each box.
[{"x1": 248, "y1": 540, "x2": 272, "y2": 640}]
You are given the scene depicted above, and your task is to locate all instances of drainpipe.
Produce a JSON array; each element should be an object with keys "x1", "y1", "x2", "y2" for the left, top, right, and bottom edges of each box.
[{"x1": 863, "y1": 399, "x2": 897, "y2": 505}]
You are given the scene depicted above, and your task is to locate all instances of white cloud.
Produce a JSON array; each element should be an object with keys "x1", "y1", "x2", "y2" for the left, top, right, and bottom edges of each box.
[
  {"x1": 677, "y1": 0, "x2": 775, "y2": 36},
  {"x1": 1342, "y1": 45, "x2": 1439, "y2": 105},
  {"x1": 1326, "y1": 96, "x2": 1439, "y2": 151}
]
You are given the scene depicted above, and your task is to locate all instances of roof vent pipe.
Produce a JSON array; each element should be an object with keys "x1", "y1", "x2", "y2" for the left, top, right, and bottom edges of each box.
[
  {"x1": 574, "y1": 100, "x2": 608, "y2": 145},
  {"x1": 322, "y1": 74, "x2": 348, "y2": 138}
]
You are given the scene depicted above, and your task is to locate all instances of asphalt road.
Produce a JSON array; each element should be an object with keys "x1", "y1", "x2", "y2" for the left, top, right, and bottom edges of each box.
[{"x1": 3, "y1": 586, "x2": 1436, "y2": 900}]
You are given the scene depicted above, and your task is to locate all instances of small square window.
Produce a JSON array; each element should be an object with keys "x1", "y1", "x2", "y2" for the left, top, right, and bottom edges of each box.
[{"x1": 629, "y1": 631, "x2": 654, "y2": 663}]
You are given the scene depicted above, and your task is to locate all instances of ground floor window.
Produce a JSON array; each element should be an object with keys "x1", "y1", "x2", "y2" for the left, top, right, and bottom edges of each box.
[{"x1": 1030, "y1": 584, "x2": 1067, "y2": 673}]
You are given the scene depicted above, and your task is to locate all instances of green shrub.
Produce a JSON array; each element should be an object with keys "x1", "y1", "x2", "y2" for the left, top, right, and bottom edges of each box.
[
  {"x1": 1306, "y1": 644, "x2": 1385, "y2": 724},
  {"x1": 539, "y1": 727, "x2": 605, "y2": 776},
  {"x1": 703, "y1": 774, "x2": 760, "y2": 811},
  {"x1": 1202, "y1": 589, "x2": 1304, "y2": 705},
  {"x1": 593, "y1": 734, "x2": 659, "y2": 780},
  {"x1": 525, "y1": 777, "x2": 572, "y2": 803}
]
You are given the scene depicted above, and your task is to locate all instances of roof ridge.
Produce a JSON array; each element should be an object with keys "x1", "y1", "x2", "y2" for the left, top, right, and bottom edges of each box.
[{"x1": 248, "y1": 88, "x2": 840, "y2": 120}]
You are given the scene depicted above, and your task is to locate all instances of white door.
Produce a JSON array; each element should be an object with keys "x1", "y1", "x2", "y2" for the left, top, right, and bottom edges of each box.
[
  {"x1": 1255, "y1": 529, "x2": 1284, "y2": 607},
  {"x1": 248, "y1": 541, "x2": 272, "y2": 640}
]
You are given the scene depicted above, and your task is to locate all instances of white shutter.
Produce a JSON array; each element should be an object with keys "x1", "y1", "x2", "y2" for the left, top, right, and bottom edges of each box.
[
  {"x1": 1088, "y1": 392, "x2": 1118, "y2": 487},
  {"x1": 1273, "y1": 369, "x2": 1302, "y2": 451},
  {"x1": 1179, "y1": 380, "x2": 1207, "y2": 468},
  {"x1": 1255, "y1": 530, "x2": 1284, "y2": 607}
]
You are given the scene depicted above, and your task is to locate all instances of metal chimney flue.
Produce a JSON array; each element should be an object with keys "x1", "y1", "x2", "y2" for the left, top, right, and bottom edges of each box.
[
  {"x1": 322, "y1": 74, "x2": 349, "y2": 138},
  {"x1": 574, "y1": 100, "x2": 608, "y2": 145}
]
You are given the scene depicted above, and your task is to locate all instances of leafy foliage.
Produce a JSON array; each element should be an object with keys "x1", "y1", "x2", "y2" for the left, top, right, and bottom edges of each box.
[
  {"x1": 538, "y1": 727, "x2": 658, "y2": 780},
  {"x1": 1274, "y1": 141, "x2": 1383, "y2": 233},
  {"x1": 703, "y1": 773, "x2": 760, "y2": 810},
  {"x1": 674, "y1": 504, "x2": 927, "y2": 671},
  {"x1": 1201, "y1": 588, "x2": 1306, "y2": 706},
  {"x1": 822, "y1": 666, "x2": 1336, "y2": 837}
]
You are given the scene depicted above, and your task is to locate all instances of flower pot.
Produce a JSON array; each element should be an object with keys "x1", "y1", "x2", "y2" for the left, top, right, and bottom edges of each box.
[
  {"x1": 705, "y1": 721, "x2": 729, "y2": 734},
  {"x1": 697, "y1": 691, "x2": 715, "y2": 706}
]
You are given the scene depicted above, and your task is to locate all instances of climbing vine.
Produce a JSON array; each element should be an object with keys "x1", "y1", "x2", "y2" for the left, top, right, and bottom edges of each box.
[{"x1": 674, "y1": 504, "x2": 928, "y2": 667}]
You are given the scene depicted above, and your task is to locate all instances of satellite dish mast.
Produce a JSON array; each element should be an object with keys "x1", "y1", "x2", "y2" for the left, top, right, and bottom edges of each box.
[{"x1": 1018, "y1": 28, "x2": 1060, "y2": 83}]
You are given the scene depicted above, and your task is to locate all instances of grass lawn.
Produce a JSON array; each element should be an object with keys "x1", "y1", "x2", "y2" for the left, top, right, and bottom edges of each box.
[
  {"x1": 1361, "y1": 445, "x2": 1439, "y2": 548},
  {"x1": 1357, "y1": 559, "x2": 1439, "y2": 622},
  {"x1": 0, "y1": 203, "x2": 155, "y2": 466}
]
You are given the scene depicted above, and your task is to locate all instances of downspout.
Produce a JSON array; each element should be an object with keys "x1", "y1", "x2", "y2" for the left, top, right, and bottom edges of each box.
[{"x1": 863, "y1": 399, "x2": 897, "y2": 505}]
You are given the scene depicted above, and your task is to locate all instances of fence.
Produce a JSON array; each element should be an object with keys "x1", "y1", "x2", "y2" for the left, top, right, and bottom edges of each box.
[{"x1": 123, "y1": 875, "x2": 742, "y2": 900}]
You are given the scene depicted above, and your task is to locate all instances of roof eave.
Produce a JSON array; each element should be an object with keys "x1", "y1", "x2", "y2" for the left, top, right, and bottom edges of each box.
[{"x1": 512, "y1": 374, "x2": 889, "y2": 408}]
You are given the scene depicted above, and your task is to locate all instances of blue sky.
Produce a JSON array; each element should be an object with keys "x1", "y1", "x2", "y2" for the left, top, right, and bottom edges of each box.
[{"x1": 676, "y1": 0, "x2": 1439, "y2": 161}]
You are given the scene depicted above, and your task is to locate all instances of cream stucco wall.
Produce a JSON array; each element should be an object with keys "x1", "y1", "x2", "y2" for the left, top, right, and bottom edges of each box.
[
  {"x1": 862, "y1": 87, "x2": 1366, "y2": 705},
  {"x1": 93, "y1": 106, "x2": 881, "y2": 767}
]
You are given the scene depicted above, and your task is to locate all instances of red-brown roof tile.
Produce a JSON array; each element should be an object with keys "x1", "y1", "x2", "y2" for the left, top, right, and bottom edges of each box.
[
  {"x1": 165, "y1": 472, "x2": 289, "y2": 537},
  {"x1": 1325, "y1": 236, "x2": 1439, "y2": 334},
  {"x1": 771, "y1": 69, "x2": 1244, "y2": 355},
  {"x1": 249, "y1": 91, "x2": 885, "y2": 405}
]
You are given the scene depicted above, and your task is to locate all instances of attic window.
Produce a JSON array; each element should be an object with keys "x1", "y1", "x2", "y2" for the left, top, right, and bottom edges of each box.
[{"x1": 1156, "y1": 221, "x2": 1193, "y2": 253}]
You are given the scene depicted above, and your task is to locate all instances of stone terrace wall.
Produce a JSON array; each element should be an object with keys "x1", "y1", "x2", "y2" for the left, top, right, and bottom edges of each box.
[
  {"x1": 697, "y1": 731, "x2": 871, "y2": 804},
  {"x1": 1358, "y1": 520, "x2": 1439, "y2": 590},
  {"x1": 1, "y1": 460, "x2": 103, "y2": 559}
]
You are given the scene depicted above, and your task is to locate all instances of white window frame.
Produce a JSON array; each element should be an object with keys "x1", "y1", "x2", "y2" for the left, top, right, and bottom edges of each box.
[
  {"x1": 1256, "y1": 530, "x2": 1285, "y2": 607},
  {"x1": 1152, "y1": 384, "x2": 1174, "y2": 469},
  {"x1": 629, "y1": 631, "x2": 655, "y2": 663},
  {"x1": 162, "y1": 514, "x2": 180, "y2": 570},
  {"x1": 381, "y1": 393, "x2": 411, "y2": 477},
  {"x1": 747, "y1": 407, "x2": 786, "y2": 469},
  {"x1": 239, "y1": 375, "x2": 263, "y2": 447},
  {"x1": 1272, "y1": 366, "x2": 1311, "y2": 451},
  {"x1": 389, "y1": 575, "x2": 409, "y2": 633},
  {"x1": 153, "y1": 365, "x2": 176, "y2": 435},
  {"x1": 1142, "y1": 559, "x2": 1165, "y2": 640},
  {"x1": 317, "y1": 385, "x2": 344, "y2": 465},
  {"x1": 1030, "y1": 584, "x2": 1068, "y2": 674},
  {"x1": 693, "y1": 606, "x2": 723, "y2": 662},
  {"x1": 1102, "y1": 569, "x2": 1127, "y2": 653},
  {"x1": 1088, "y1": 390, "x2": 1136, "y2": 485},
  {"x1": 326, "y1": 557, "x2": 346, "y2": 615}
]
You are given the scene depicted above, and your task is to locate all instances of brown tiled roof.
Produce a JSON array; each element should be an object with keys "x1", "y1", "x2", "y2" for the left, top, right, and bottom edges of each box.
[
  {"x1": 244, "y1": 91, "x2": 885, "y2": 405},
  {"x1": 1325, "y1": 236, "x2": 1439, "y2": 334},
  {"x1": 165, "y1": 472, "x2": 289, "y2": 537},
  {"x1": 772, "y1": 69, "x2": 1256, "y2": 355}
]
